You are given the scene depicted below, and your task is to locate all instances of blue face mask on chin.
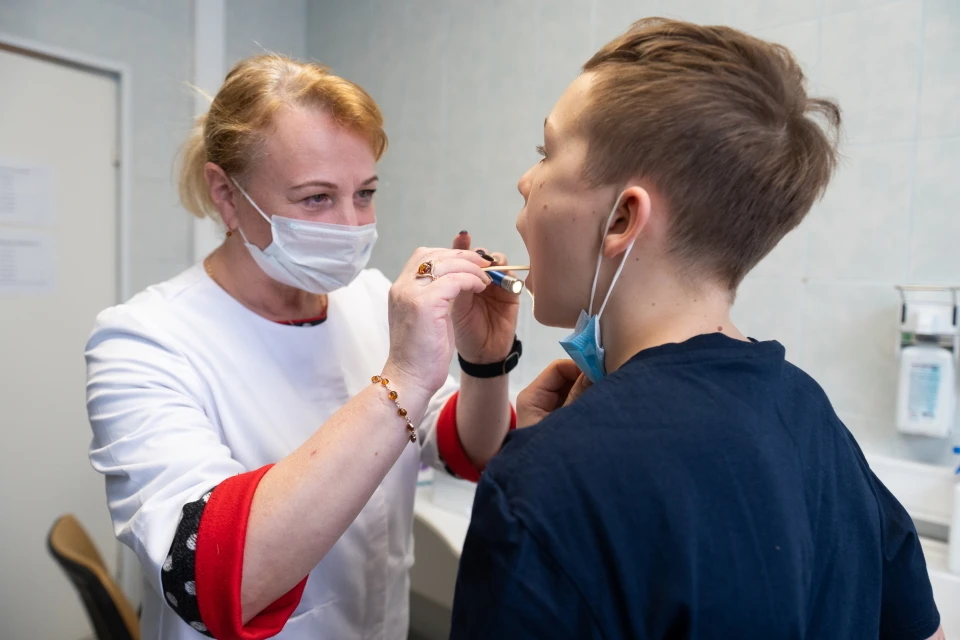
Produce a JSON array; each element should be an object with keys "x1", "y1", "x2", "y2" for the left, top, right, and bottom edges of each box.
[{"x1": 559, "y1": 191, "x2": 638, "y2": 384}]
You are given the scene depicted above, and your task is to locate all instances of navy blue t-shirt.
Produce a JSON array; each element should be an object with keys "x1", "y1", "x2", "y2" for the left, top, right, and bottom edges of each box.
[{"x1": 450, "y1": 334, "x2": 940, "y2": 639}]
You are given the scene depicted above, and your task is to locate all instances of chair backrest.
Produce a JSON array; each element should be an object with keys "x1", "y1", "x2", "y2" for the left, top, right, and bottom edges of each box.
[{"x1": 47, "y1": 514, "x2": 139, "y2": 640}]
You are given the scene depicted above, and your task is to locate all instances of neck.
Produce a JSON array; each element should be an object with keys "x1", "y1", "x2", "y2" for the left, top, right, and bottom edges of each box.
[
  {"x1": 599, "y1": 275, "x2": 746, "y2": 374},
  {"x1": 206, "y1": 235, "x2": 327, "y2": 323}
]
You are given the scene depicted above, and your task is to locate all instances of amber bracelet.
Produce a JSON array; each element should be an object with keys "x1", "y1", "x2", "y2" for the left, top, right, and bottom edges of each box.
[{"x1": 371, "y1": 375, "x2": 417, "y2": 443}]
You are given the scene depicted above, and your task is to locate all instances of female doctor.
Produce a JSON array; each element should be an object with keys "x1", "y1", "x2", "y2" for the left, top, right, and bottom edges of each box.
[{"x1": 85, "y1": 54, "x2": 520, "y2": 640}]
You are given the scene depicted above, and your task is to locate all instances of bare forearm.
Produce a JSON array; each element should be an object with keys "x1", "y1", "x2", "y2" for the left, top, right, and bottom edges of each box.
[
  {"x1": 456, "y1": 372, "x2": 512, "y2": 468},
  {"x1": 240, "y1": 370, "x2": 430, "y2": 623}
]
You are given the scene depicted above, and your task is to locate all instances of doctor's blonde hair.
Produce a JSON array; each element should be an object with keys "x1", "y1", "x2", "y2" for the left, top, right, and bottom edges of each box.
[{"x1": 179, "y1": 53, "x2": 388, "y2": 221}]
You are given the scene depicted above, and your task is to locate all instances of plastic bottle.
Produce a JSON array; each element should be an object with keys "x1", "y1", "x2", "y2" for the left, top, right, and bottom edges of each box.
[{"x1": 896, "y1": 315, "x2": 956, "y2": 438}]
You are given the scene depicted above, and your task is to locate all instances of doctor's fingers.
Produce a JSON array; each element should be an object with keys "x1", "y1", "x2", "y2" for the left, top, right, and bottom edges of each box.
[
  {"x1": 405, "y1": 247, "x2": 488, "y2": 274},
  {"x1": 487, "y1": 251, "x2": 508, "y2": 267},
  {"x1": 422, "y1": 272, "x2": 490, "y2": 304},
  {"x1": 427, "y1": 257, "x2": 491, "y2": 284}
]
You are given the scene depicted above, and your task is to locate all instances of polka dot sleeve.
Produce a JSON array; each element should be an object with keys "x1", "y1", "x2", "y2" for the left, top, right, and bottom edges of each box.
[
  {"x1": 161, "y1": 490, "x2": 213, "y2": 636},
  {"x1": 160, "y1": 465, "x2": 308, "y2": 639}
]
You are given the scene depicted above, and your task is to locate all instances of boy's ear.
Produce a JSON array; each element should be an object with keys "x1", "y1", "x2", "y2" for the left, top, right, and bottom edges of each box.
[{"x1": 603, "y1": 186, "x2": 651, "y2": 258}]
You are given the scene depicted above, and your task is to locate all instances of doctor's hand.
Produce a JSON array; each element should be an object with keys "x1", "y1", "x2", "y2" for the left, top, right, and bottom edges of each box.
[
  {"x1": 516, "y1": 359, "x2": 592, "y2": 428},
  {"x1": 449, "y1": 231, "x2": 521, "y2": 366},
  {"x1": 385, "y1": 247, "x2": 492, "y2": 399}
]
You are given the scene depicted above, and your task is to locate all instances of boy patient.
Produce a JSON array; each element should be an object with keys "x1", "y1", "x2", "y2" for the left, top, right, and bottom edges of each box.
[{"x1": 450, "y1": 18, "x2": 944, "y2": 640}]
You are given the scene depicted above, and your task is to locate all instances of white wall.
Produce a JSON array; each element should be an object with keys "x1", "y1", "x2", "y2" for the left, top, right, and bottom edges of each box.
[
  {"x1": 192, "y1": 0, "x2": 310, "y2": 262},
  {"x1": 0, "y1": 0, "x2": 312, "y2": 292},
  {"x1": 226, "y1": 0, "x2": 308, "y2": 66},
  {"x1": 1, "y1": 0, "x2": 195, "y2": 294},
  {"x1": 307, "y1": 0, "x2": 960, "y2": 465},
  {"x1": 0, "y1": 0, "x2": 312, "y2": 631}
]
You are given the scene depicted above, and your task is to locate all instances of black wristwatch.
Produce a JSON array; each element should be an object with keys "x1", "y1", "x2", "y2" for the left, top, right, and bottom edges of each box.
[{"x1": 458, "y1": 336, "x2": 523, "y2": 378}]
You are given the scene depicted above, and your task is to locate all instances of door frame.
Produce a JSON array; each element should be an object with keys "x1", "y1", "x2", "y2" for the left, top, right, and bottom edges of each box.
[
  {"x1": 0, "y1": 32, "x2": 132, "y2": 302},
  {"x1": 0, "y1": 32, "x2": 135, "y2": 602}
]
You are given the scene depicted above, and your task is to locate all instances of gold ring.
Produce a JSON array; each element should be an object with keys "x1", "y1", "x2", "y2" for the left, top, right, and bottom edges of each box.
[{"x1": 416, "y1": 260, "x2": 437, "y2": 281}]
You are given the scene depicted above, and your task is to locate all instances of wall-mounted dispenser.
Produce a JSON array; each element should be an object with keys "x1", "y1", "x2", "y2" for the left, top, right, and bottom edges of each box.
[{"x1": 895, "y1": 286, "x2": 959, "y2": 438}]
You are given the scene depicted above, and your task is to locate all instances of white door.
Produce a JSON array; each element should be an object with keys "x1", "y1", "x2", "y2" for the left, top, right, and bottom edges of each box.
[{"x1": 0, "y1": 45, "x2": 120, "y2": 640}]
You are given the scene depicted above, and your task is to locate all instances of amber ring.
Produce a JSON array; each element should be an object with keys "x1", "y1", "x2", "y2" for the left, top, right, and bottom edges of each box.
[{"x1": 416, "y1": 260, "x2": 438, "y2": 281}]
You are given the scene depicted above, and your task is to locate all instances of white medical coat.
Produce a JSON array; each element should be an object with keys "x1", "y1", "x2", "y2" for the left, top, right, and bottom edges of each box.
[{"x1": 86, "y1": 265, "x2": 457, "y2": 640}]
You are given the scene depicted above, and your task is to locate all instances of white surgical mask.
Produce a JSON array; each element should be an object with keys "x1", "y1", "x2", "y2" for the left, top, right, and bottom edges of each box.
[
  {"x1": 558, "y1": 191, "x2": 637, "y2": 383},
  {"x1": 231, "y1": 179, "x2": 378, "y2": 294}
]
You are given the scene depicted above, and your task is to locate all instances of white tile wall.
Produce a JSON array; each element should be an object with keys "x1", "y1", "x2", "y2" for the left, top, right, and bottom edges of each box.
[
  {"x1": 750, "y1": 215, "x2": 812, "y2": 279},
  {"x1": 801, "y1": 282, "x2": 901, "y2": 425},
  {"x1": 307, "y1": 0, "x2": 959, "y2": 463},
  {"x1": 919, "y1": 0, "x2": 960, "y2": 138},
  {"x1": 751, "y1": 0, "x2": 822, "y2": 31},
  {"x1": 808, "y1": 142, "x2": 914, "y2": 281},
  {"x1": 731, "y1": 277, "x2": 806, "y2": 361},
  {"x1": 910, "y1": 139, "x2": 960, "y2": 283},
  {"x1": 753, "y1": 18, "x2": 821, "y2": 80},
  {"x1": 819, "y1": 0, "x2": 923, "y2": 145}
]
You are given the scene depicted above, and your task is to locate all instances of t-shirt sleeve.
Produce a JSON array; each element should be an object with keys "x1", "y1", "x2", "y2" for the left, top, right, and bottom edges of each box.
[
  {"x1": 450, "y1": 473, "x2": 603, "y2": 640},
  {"x1": 871, "y1": 472, "x2": 941, "y2": 640}
]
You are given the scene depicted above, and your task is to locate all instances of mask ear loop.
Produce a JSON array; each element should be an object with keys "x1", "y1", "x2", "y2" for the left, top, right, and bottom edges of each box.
[
  {"x1": 588, "y1": 192, "x2": 625, "y2": 316},
  {"x1": 230, "y1": 178, "x2": 272, "y2": 244},
  {"x1": 593, "y1": 192, "x2": 639, "y2": 348},
  {"x1": 597, "y1": 238, "x2": 636, "y2": 319}
]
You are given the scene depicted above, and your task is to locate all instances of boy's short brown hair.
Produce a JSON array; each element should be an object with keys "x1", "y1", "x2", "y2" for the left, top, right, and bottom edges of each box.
[{"x1": 582, "y1": 18, "x2": 841, "y2": 289}]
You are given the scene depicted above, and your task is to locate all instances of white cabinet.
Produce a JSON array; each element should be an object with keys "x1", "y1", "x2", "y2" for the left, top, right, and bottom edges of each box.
[{"x1": 868, "y1": 453, "x2": 959, "y2": 635}]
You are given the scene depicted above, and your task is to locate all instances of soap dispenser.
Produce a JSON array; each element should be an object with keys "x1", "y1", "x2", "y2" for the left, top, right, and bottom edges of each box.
[{"x1": 894, "y1": 286, "x2": 959, "y2": 438}]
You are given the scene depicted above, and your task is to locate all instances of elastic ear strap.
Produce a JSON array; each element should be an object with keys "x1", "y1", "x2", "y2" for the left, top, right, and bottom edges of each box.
[
  {"x1": 590, "y1": 192, "x2": 624, "y2": 316},
  {"x1": 597, "y1": 239, "x2": 636, "y2": 319},
  {"x1": 587, "y1": 241, "x2": 606, "y2": 316},
  {"x1": 230, "y1": 178, "x2": 271, "y2": 225}
]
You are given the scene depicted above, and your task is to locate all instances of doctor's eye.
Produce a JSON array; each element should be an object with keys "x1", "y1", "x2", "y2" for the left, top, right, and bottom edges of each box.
[{"x1": 304, "y1": 193, "x2": 332, "y2": 206}]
